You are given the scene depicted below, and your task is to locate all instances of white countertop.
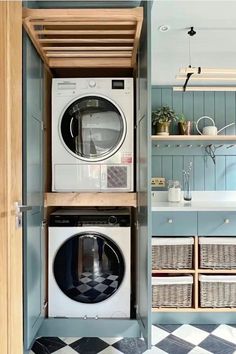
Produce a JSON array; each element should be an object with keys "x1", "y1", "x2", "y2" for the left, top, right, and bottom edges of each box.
[{"x1": 152, "y1": 191, "x2": 236, "y2": 211}]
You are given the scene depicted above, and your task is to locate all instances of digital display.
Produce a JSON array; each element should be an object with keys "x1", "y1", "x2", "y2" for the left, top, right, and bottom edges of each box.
[{"x1": 112, "y1": 80, "x2": 124, "y2": 89}]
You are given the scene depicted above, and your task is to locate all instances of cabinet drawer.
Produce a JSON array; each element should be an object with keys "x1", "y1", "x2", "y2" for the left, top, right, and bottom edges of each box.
[
  {"x1": 152, "y1": 212, "x2": 197, "y2": 236},
  {"x1": 198, "y1": 212, "x2": 236, "y2": 236}
]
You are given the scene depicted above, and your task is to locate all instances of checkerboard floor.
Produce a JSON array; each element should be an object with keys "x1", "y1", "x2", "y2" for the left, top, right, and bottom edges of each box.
[
  {"x1": 30, "y1": 324, "x2": 236, "y2": 353},
  {"x1": 67, "y1": 272, "x2": 119, "y2": 303}
]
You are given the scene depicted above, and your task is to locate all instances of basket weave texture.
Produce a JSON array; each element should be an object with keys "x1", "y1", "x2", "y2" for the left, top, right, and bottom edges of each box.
[
  {"x1": 200, "y1": 244, "x2": 236, "y2": 269},
  {"x1": 200, "y1": 280, "x2": 236, "y2": 307},
  {"x1": 152, "y1": 244, "x2": 193, "y2": 269},
  {"x1": 152, "y1": 283, "x2": 192, "y2": 308}
]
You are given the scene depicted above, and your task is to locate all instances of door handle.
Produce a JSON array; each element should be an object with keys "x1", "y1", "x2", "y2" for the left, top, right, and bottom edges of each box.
[
  {"x1": 14, "y1": 201, "x2": 32, "y2": 229},
  {"x1": 14, "y1": 201, "x2": 32, "y2": 214}
]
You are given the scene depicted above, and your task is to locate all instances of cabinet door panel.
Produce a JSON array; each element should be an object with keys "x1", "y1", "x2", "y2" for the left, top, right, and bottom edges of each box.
[
  {"x1": 198, "y1": 212, "x2": 236, "y2": 236},
  {"x1": 23, "y1": 34, "x2": 44, "y2": 350},
  {"x1": 152, "y1": 212, "x2": 197, "y2": 236},
  {"x1": 136, "y1": 1, "x2": 152, "y2": 348}
]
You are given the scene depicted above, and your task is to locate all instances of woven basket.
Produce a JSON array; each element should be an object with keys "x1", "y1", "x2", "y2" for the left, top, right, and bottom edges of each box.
[
  {"x1": 199, "y1": 275, "x2": 236, "y2": 307},
  {"x1": 152, "y1": 276, "x2": 193, "y2": 308},
  {"x1": 199, "y1": 237, "x2": 236, "y2": 269},
  {"x1": 152, "y1": 237, "x2": 194, "y2": 270}
]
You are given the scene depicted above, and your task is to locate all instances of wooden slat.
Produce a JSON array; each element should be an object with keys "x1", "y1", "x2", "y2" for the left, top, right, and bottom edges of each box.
[
  {"x1": 49, "y1": 57, "x2": 132, "y2": 68},
  {"x1": 131, "y1": 14, "x2": 143, "y2": 66},
  {"x1": 194, "y1": 236, "x2": 198, "y2": 309},
  {"x1": 39, "y1": 38, "x2": 134, "y2": 43},
  {"x1": 43, "y1": 46, "x2": 133, "y2": 51},
  {"x1": 46, "y1": 52, "x2": 132, "y2": 58},
  {"x1": 23, "y1": 7, "x2": 143, "y2": 20},
  {"x1": 23, "y1": 19, "x2": 50, "y2": 66},
  {"x1": 45, "y1": 192, "x2": 137, "y2": 207},
  {"x1": 36, "y1": 29, "x2": 135, "y2": 35},
  {"x1": 30, "y1": 21, "x2": 136, "y2": 26},
  {"x1": 1, "y1": 2, "x2": 23, "y2": 354},
  {"x1": 152, "y1": 308, "x2": 236, "y2": 312}
]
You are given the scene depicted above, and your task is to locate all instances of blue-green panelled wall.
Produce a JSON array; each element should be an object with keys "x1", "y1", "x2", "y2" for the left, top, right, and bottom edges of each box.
[{"x1": 152, "y1": 86, "x2": 236, "y2": 191}]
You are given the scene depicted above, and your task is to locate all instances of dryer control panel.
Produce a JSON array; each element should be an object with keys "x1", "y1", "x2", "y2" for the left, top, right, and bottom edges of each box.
[{"x1": 49, "y1": 209, "x2": 130, "y2": 227}]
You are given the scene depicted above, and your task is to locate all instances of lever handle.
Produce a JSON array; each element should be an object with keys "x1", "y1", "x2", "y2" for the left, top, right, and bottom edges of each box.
[{"x1": 15, "y1": 201, "x2": 32, "y2": 214}]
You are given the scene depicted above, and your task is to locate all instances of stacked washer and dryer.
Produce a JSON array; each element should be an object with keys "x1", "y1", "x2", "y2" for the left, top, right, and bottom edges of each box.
[{"x1": 49, "y1": 78, "x2": 134, "y2": 319}]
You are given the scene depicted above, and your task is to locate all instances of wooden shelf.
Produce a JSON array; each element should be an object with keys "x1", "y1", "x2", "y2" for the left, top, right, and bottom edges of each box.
[
  {"x1": 152, "y1": 135, "x2": 236, "y2": 141},
  {"x1": 152, "y1": 307, "x2": 236, "y2": 312},
  {"x1": 23, "y1": 8, "x2": 143, "y2": 68},
  {"x1": 197, "y1": 269, "x2": 236, "y2": 273},
  {"x1": 152, "y1": 269, "x2": 195, "y2": 274},
  {"x1": 44, "y1": 192, "x2": 137, "y2": 207}
]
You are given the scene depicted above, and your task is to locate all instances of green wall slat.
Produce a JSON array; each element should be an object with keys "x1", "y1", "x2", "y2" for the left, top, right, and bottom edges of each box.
[
  {"x1": 226, "y1": 92, "x2": 236, "y2": 135},
  {"x1": 193, "y1": 156, "x2": 205, "y2": 190},
  {"x1": 193, "y1": 92, "x2": 204, "y2": 135},
  {"x1": 204, "y1": 156, "x2": 216, "y2": 191},
  {"x1": 215, "y1": 92, "x2": 226, "y2": 135},
  {"x1": 215, "y1": 155, "x2": 226, "y2": 190}
]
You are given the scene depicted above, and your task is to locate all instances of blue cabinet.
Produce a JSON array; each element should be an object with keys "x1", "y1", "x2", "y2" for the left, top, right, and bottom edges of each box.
[
  {"x1": 152, "y1": 212, "x2": 197, "y2": 236},
  {"x1": 198, "y1": 211, "x2": 236, "y2": 236}
]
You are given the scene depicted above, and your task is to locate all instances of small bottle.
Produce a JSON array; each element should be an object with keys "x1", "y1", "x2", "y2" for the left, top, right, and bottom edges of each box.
[{"x1": 168, "y1": 180, "x2": 181, "y2": 203}]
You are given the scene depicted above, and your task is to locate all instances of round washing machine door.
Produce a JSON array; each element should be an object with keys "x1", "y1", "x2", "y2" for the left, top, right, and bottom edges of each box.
[
  {"x1": 53, "y1": 232, "x2": 125, "y2": 304},
  {"x1": 59, "y1": 95, "x2": 126, "y2": 162}
]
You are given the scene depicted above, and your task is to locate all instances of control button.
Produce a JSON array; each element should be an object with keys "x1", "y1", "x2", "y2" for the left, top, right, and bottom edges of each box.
[
  {"x1": 89, "y1": 80, "x2": 96, "y2": 88},
  {"x1": 108, "y1": 216, "x2": 117, "y2": 225}
]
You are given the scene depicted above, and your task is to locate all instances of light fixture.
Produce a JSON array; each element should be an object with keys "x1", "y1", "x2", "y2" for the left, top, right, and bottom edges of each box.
[
  {"x1": 159, "y1": 25, "x2": 170, "y2": 32},
  {"x1": 175, "y1": 27, "x2": 236, "y2": 91}
]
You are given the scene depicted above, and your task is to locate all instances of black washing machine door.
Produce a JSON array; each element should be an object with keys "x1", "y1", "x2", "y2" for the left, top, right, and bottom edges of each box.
[
  {"x1": 59, "y1": 95, "x2": 126, "y2": 162},
  {"x1": 53, "y1": 232, "x2": 125, "y2": 304}
]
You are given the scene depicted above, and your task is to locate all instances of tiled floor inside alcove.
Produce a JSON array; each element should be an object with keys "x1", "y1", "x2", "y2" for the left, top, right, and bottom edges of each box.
[{"x1": 30, "y1": 324, "x2": 236, "y2": 354}]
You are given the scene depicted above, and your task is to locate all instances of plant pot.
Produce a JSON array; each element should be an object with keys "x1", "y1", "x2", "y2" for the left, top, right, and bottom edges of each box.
[
  {"x1": 178, "y1": 121, "x2": 192, "y2": 135},
  {"x1": 156, "y1": 122, "x2": 170, "y2": 135}
]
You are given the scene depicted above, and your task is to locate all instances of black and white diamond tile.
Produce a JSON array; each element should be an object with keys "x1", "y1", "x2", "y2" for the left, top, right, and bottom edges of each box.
[{"x1": 31, "y1": 324, "x2": 236, "y2": 354}]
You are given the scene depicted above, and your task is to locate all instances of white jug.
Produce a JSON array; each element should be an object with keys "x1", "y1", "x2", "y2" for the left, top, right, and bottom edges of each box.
[{"x1": 196, "y1": 116, "x2": 235, "y2": 136}]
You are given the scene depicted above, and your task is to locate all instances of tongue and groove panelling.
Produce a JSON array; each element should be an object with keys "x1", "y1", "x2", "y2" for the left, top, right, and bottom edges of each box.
[{"x1": 152, "y1": 87, "x2": 236, "y2": 191}]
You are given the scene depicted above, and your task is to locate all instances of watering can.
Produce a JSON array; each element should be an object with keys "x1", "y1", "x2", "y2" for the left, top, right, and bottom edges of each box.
[{"x1": 196, "y1": 116, "x2": 235, "y2": 136}]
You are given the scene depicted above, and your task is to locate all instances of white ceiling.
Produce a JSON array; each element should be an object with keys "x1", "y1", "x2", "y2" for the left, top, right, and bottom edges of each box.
[{"x1": 151, "y1": 0, "x2": 236, "y2": 85}]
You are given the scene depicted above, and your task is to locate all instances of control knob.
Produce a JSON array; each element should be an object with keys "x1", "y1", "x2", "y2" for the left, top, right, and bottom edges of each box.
[
  {"x1": 108, "y1": 215, "x2": 117, "y2": 225},
  {"x1": 89, "y1": 80, "x2": 96, "y2": 88}
]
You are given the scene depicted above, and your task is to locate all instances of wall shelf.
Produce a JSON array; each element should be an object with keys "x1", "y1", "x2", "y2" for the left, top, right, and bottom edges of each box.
[
  {"x1": 152, "y1": 135, "x2": 236, "y2": 141},
  {"x1": 152, "y1": 307, "x2": 236, "y2": 313},
  {"x1": 23, "y1": 8, "x2": 143, "y2": 68},
  {"x1": 44, "y1": 192, "x2": 137, "y2": 207}
]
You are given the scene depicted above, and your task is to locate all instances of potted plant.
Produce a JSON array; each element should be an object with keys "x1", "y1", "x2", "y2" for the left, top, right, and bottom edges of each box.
[
  {"x1": 177, "y1": 113, "x2": 193, "y2": 135},
  {"x1": 152, "y1": 106, "x2": 176, "y2": 135}
]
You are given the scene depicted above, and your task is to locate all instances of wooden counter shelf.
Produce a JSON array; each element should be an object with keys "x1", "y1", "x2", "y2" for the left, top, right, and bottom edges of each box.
[
  {"x1": 152, "y1": 135, "x2": 236, "y2": 141},
  {"x1": 44, "y1": 192, "x2": 137, "y2": 207},
  {"x1": 152, "y1": 307, "x2": 236, "y2": 312},
  {"x1": 23, "y1": 7, "x2": 143, "y2": 68}
]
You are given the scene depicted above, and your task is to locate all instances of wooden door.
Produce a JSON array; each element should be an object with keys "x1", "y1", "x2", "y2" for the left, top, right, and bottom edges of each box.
[
  {"x1": 136, "y1": 0, "x2": 152, "y2": 348},
  {"x1": 0, "y1": 2, "x2": 23, "y2": 354}
]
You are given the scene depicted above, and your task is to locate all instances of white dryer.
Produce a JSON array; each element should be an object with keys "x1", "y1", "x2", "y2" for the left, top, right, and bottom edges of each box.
[
  {"x1": 52, "y1": 78, "x2": 134, "y2": 192},
  {"x1": 48, "y1": 209, "x2": 131, "y2": 318}
]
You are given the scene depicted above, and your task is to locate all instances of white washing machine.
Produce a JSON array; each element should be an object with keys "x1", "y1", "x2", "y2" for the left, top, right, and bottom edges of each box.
[
  {"x1": 52, "y1": 78, "x2": 134, "y2": 192},
  {"x1": 48, "y1": 209, "x2": 131, "y2": 318}
]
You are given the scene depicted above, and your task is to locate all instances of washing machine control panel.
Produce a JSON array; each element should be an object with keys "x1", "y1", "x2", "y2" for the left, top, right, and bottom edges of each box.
[{"x1": 49, "y1": 210, "x2": 130, "y2": 227}]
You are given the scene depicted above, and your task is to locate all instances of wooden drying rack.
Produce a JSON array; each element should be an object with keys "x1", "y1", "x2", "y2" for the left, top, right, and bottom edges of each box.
[{"x1": 23, "y1": 8, "x2": 143, "y2": 68}]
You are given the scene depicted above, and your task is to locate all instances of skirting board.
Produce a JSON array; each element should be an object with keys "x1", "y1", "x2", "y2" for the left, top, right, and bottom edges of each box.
[{"x1": 37, "y1": 318, "x2": 141, "y2": 338}]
